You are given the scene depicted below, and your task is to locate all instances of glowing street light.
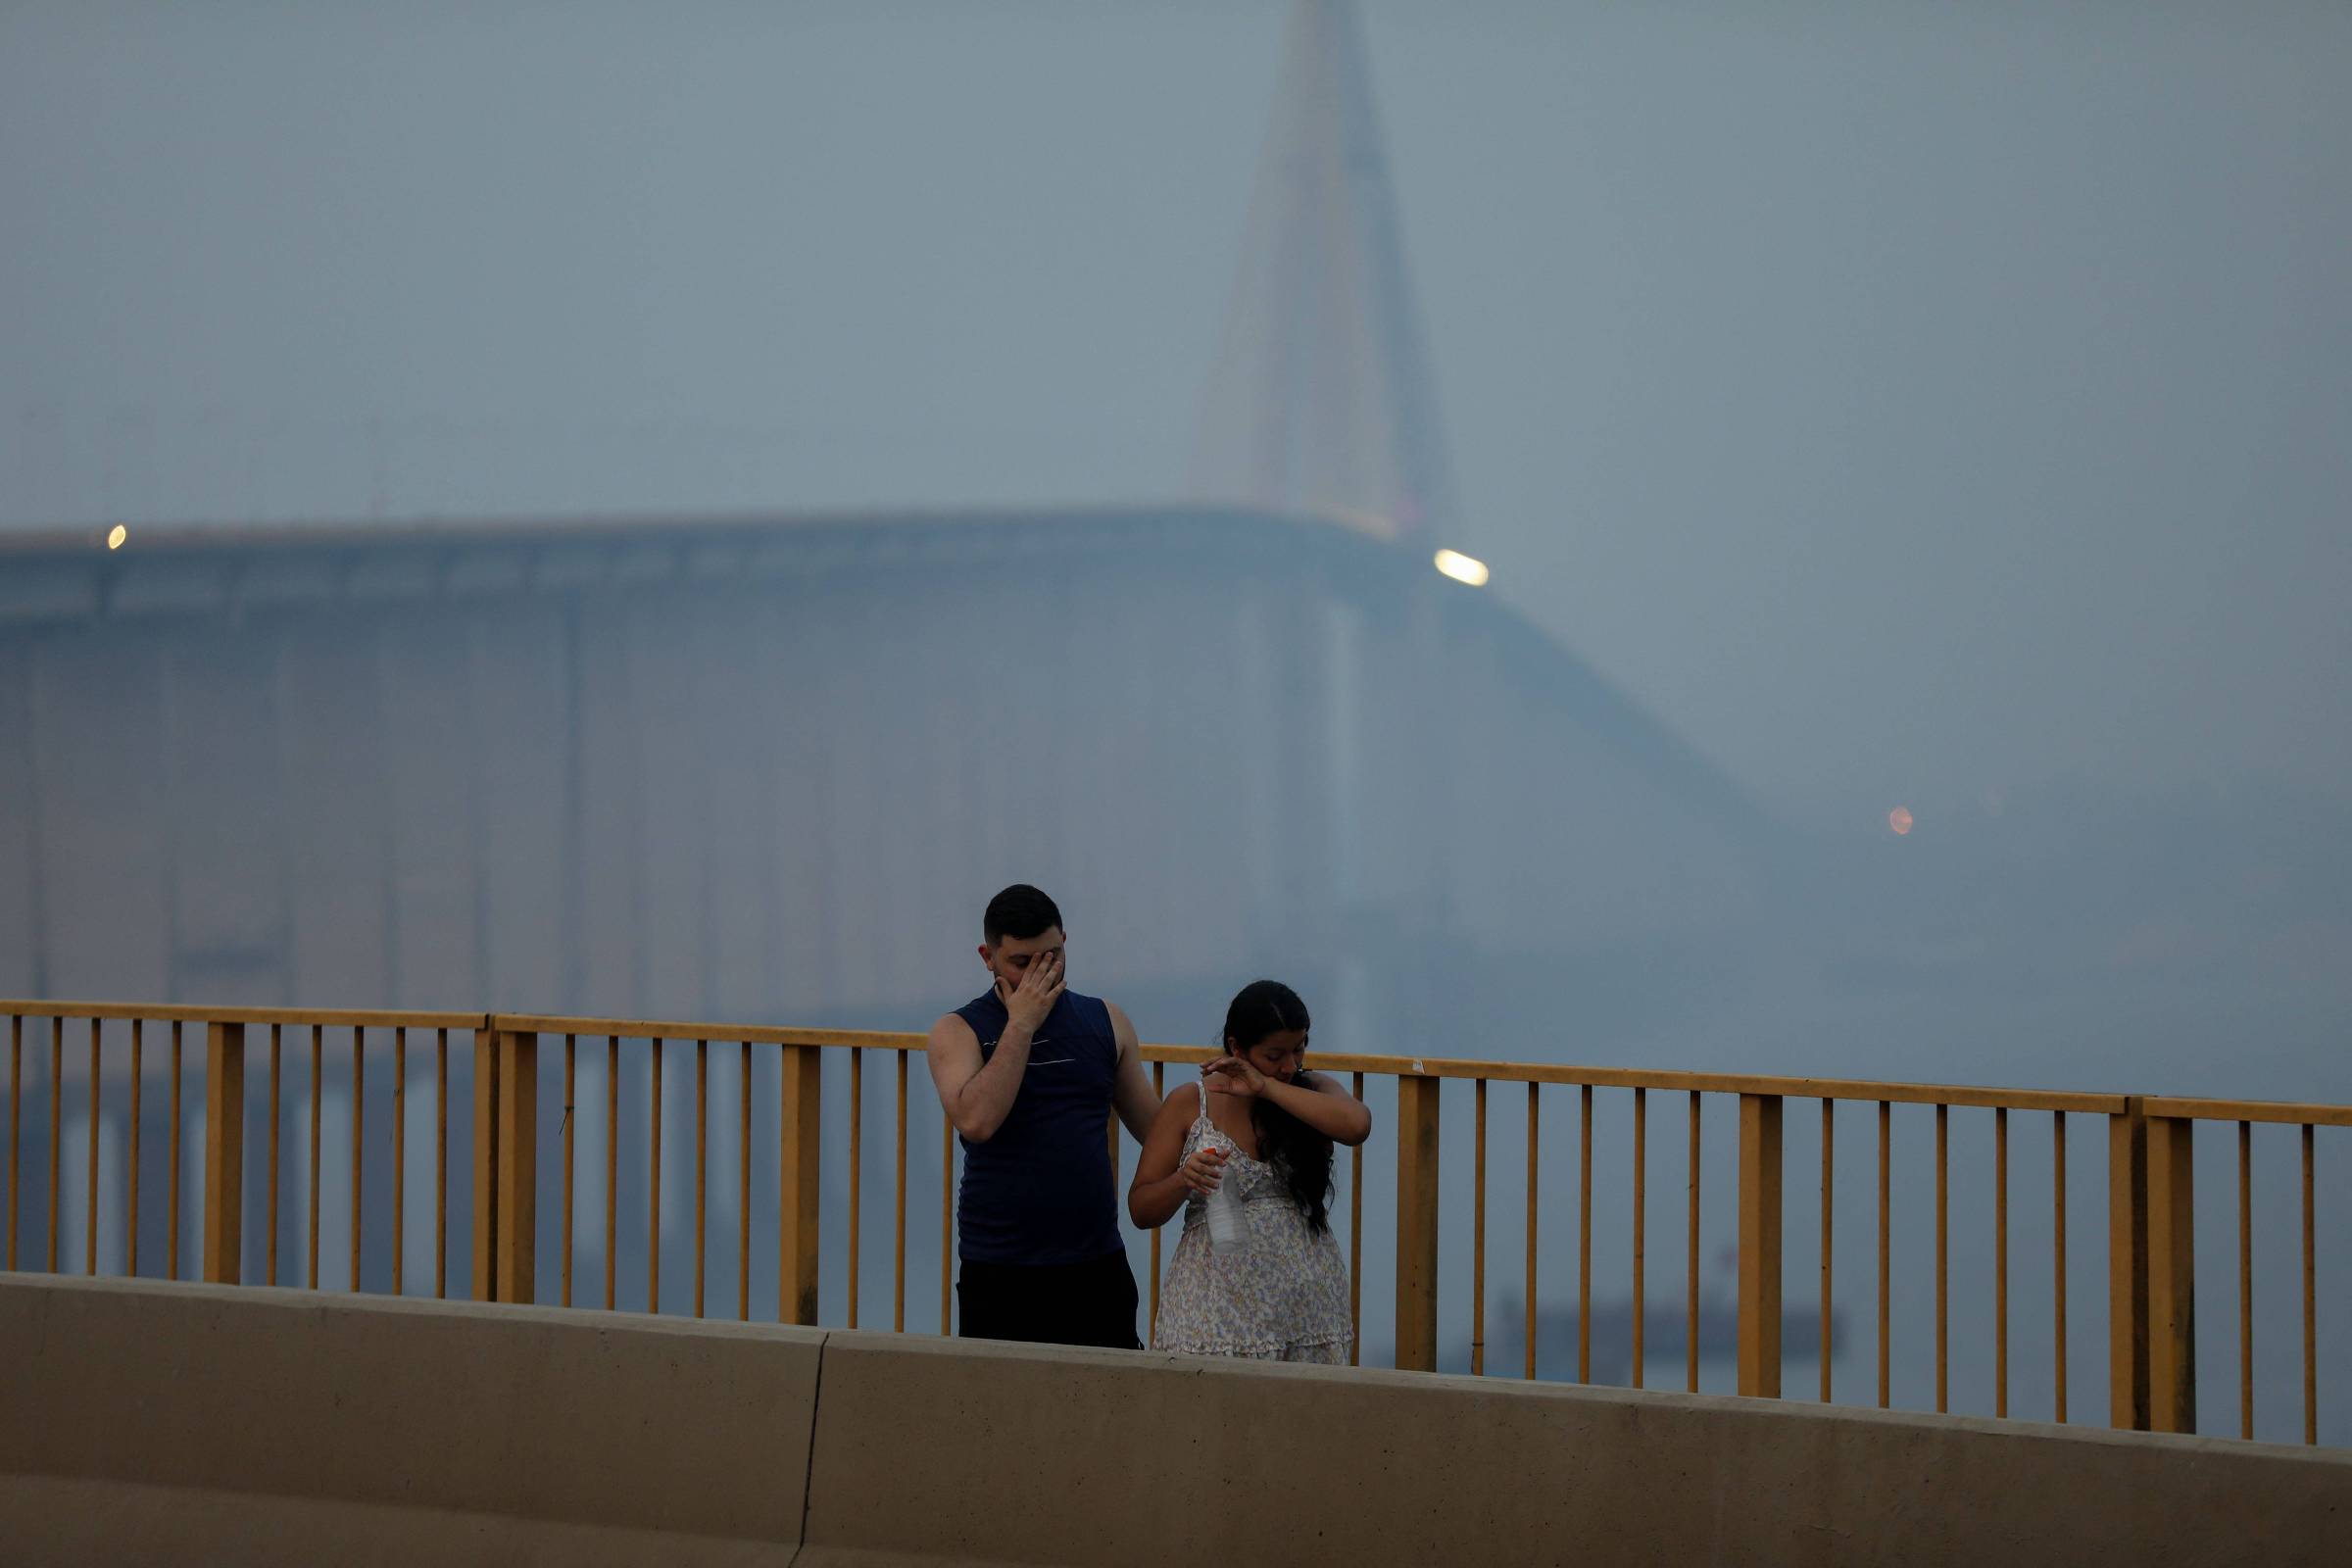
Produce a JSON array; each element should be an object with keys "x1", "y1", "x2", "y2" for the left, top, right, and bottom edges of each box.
[
  {"x1": 106, "y1": 524, "x2": 127, "y2": 551},
  {"x1": 1433, "y1": 548, "x2": 1489, "y2": 587}
]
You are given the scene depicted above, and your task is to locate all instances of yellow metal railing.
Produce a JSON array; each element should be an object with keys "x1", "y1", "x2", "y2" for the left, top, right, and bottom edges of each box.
[{"x1": 4, "y1": 1001, "x2": 2343, "y2": 1445}]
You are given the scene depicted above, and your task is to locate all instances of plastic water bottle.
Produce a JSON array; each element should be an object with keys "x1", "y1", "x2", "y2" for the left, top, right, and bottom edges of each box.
[{"x1": 1205, "y1": 1172, "x2": 1250, "y2": 1253}]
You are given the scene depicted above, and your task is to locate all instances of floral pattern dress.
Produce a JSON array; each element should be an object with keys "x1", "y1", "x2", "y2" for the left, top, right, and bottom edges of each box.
[{"x1": 1151, "y1": 1083, "x2": 1353, "y2": 1363}]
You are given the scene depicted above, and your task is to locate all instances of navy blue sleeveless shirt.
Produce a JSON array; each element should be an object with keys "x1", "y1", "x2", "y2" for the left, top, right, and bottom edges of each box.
[{"x1": 952, "y1": 987, "x2": 1122, "y2": 1266}]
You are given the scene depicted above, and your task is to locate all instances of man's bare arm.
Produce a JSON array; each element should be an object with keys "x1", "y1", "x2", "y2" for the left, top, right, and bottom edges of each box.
[
  {"x1": 1105, "y1": 1002, "x2": 1157, "y2": 1144},
  {"x1": 924, "y1": 1013, "x2": 1021, "y2": 1143},
  {"x1": 925, "y1": 952, "x2": 1064, "y2": 1143}
]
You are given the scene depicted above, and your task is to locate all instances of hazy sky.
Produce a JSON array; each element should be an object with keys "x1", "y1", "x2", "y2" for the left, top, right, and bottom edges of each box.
[{"x1": 5, "y1": 0, "x2": 2347, "y2": 822}]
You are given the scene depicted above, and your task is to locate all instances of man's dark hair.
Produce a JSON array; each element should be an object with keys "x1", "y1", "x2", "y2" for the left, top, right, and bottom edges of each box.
[{"x1": 983, "y1": 884, "x2": 1063, "y2": 947}]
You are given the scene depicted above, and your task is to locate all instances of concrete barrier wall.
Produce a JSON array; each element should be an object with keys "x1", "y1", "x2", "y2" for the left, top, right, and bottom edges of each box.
[
  {"x1": 4, "y1": 1275, "x2": 2347, "y2": 1567},
  {"x1": 1, "y1": 1275, "x2": 819, "y2": 1565},
  {"x1": 805, "y1": 1332, "x2": 2352, "y2": 1566}
]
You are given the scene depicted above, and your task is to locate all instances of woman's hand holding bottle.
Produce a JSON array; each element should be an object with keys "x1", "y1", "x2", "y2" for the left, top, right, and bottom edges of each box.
[{"x1": 1175, "y1": 1143, "x2": 1228, "y2": 1195}]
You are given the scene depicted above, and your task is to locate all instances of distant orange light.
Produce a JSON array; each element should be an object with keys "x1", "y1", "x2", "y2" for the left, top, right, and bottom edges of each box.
[{"x1": 1888, "y1": 807, "x2": 1914, "y2": 836}]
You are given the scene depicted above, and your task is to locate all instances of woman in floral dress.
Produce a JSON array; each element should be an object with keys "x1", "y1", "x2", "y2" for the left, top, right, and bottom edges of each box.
[{"x1": 1128, "y1": 980, "x2": 1373, "y2": 1362}]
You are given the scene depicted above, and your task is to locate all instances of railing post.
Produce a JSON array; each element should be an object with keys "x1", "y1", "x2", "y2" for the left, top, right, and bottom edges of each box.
[
  {"x1": 2145, "y1": 1113, "x2": 2196, "y2": 1433},
  {"x1": 471, "y1": 1031, "x2": 495, "y2": 1302},
  {"x1": 1394, "y1": 1071, "x2": 1441, "y2": 1370},
  {"x1": 2108, "y1": 1099, "x2": 2150, "y2": 1429},
  {"x1": 202, "y1": 1021, "x2": 246, "y2": 1284},
  {"x1": 1737, "y1": 1093, "x2": 1783, "y2": 1396},
  {"x1": 779, "y1": 1043, "x2": 821, "y2": 1325},
  {"x1": 497, "y1": 1029, "x2": 538, "y2": 1303},
  {"x1": 470, "y1": 1026, "x2": 536, "y2": 1303}
]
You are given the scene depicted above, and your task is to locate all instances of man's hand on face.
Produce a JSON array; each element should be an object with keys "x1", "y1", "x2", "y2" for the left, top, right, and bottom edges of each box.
[{"x1": 999, "y1": 951, "x2": 1065, "y2": 1034}]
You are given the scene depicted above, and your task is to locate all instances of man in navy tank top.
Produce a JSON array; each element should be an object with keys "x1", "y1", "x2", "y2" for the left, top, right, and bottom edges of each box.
[{"x1": 924, "y1": 884, "x2": 1159, "y2": 1348}]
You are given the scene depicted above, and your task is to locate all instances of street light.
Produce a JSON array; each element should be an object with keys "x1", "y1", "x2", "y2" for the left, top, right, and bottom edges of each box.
[{"x1": 1433, "y1": 548, "x2": 1488, "y2": 587}]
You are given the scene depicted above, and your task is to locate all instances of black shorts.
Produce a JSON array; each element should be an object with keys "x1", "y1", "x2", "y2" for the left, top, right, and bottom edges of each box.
[{"x1": 956, "y1": 1251, "x2": 1141, "y2": 1350}]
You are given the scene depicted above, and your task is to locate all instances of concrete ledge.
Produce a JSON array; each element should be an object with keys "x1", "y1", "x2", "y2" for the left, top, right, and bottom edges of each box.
[
  {"x1": 806, "y1": 1330, "x2": 2352, "y2": 1567},
  {"x1": 0, "y1": 1473, "x2": 795, "y2": 1568},
  {"x1": 0, "y1": 1274, "x2": 820, "y2": 1551},
  {"x1": 4, "y1": 1274, "x2": 2348, "y2": 1567}
]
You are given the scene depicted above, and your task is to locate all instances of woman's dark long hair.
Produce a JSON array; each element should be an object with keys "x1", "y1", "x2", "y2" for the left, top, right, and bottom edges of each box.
[{"x1": 1223, "y1": 979, "x2": 1333, "y2": 1235}]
